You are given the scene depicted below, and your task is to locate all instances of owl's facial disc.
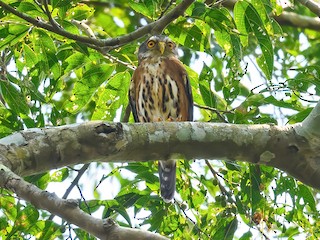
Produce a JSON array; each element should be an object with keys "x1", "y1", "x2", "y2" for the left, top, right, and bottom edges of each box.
[
  {"x1": 138, "y1": 35, "x2": 177, "y2": 62},
  {"x1": 147, "y1": 36, "x2": 174, "y2": 55}
]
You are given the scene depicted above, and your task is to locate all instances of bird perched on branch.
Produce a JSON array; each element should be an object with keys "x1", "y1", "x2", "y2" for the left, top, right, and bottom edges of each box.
[{"x1": 129, "y1": 35, "x2": 193, "y2": 202}]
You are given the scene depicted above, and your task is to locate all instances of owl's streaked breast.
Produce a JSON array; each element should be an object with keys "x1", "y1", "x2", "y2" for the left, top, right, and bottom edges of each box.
[{"x1": 136, "y1": 59, "x2": 181, "y2": 122}]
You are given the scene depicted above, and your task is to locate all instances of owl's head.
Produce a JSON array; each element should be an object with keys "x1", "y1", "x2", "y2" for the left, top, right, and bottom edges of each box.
[{"x1": 138, "y1": 35, "x2": 178, "y2": 62}]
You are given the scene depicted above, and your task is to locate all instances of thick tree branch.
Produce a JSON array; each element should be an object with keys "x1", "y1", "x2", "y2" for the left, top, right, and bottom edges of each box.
[
  {"x1": 296, "y1": 0, "x2": 320, "y2": 17},
  {"x1": 223, "y1": 0, "x2": 320, "y2": 31},
  {"x1": 0, "y1": 101, "x2": 320, "y2": 190},
  {"x1": 0, "y1": 164, "x2": 168, "y2": 240},
  {"x1": 0, "y1": 102, "x2": 319, "y2": 237},
  {"x1": 0, "y1": 0, "x2": 194, "y2": 49},
  {"x1": 274, "y1": 11, "x2": 320, "y2": 31}
]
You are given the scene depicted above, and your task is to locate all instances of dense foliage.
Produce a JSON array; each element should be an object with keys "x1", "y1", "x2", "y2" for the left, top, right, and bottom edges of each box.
[{"x1": 0, "y1": 0, "x2": 320, "y2": 239}]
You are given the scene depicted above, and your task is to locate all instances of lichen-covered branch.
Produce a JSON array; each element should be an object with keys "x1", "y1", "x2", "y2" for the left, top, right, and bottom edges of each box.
[
  {"x1": 298, "y1": 100, "x2": 320, "y2": 138},
  {"x1": 0, "y1": 164, "x2": 168, "y2": 240},
  {"x1": 0, "y1": 108, "x2": 320, "y2": 189},
  {"x1": 0, "y1": 102, "x2": 319, "y2": 238}
]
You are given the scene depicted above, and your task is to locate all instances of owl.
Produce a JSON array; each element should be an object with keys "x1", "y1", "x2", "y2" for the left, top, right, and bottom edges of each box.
[{"x1": 129, "y1": 35, "x2": 193, "y2": 202}]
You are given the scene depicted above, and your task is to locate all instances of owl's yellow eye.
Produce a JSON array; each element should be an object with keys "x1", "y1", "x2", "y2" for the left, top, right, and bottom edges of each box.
[
  {"x1": 167, "y1": 42, "x2": 174, "y2": 49},
  {"x1": 147, "y1": 40, "x2": 156, "y2": 48}
]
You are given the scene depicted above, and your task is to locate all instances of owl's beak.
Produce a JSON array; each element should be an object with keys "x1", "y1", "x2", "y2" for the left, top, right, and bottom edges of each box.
[{"x1": 158, "y1": 41, "x2": 165, "y2": 55}]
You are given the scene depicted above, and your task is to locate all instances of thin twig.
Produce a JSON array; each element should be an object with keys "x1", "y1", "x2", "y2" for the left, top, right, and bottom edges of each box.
[
  {"x1": 194, "y1": 103, "x2": 231, "y2": 123},
  {"x1": 292, "y1": 90, "x2": 318, "y2": 103},
  {"x1": 43, "y1": 0, "x2": 61, "y2": 28},
  {"x1": 175, "y1": 200, "x2": 211, "y2": 238},
  {"x1": 77, "y1": 184, "x2": 91, "y2": 214},
  {"x1": 103, "y1": 54, "x2": 136, "y2": 70},
  {"x1": 63, "y1": 164, "x2": 90, "y2": 200},
  {"x1": 159, "y1": 0, "x2": 175, "y2": 19},
  {"x1": 205, "y1": 160, "x2": 270, "y2": 240},
  {"x1": 70, "y1": 19, "x2": 137, "y2": 70},
  {"x1": 48, "y1": 164, "x2": 90, "y2": 221},
  {"x1": 212, "y1": 0, "x2": 230, "y2": 7},
  {"x1": 71, "y1": 20, "x2": 96, "y2": 39},
  {"x1": 205, "y1": 160, "x2": 231, "y2": 198}
]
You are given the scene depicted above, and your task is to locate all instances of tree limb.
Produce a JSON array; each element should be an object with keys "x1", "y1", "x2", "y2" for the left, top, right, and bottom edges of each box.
[
  {"x1": 0, "y1": 101, "x2": 320, "y2": 190},
  {"x1": 274, "y1": 11, "x2": 320, "y2": 31},
  {"x1": 0, "y1": 164, "x2": 168, "y2": 240},
  {"x1": 296, "y1": 0, "x2": 320, "y2": 17},
  {"x1": 223, "y1": 0, "x2": 320, "y2": 31},
  {"x1": 296, "y1": 100, "x2": 320, "y2": 142},
  {"x1": 0, "y1": 0, "x2": 194, "y2": 49}
]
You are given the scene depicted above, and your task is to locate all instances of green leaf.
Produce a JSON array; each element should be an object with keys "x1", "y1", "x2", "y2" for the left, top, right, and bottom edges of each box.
[
  {"x1": 215, "y1": 30, "x2": 242, "y2": 59},
  {"x1": 73, "y1": 228, "x2": 96, "y2": 240},
  {"x1": 51, "y1": 0, "x2": 72, "y2": 8},
  {"x1": 67, "y1": 3, "x2": 94, "y2": 21},
  {"x1": 239, "y1": 231, "x2": 253, "y2": 240},
  {"x1": 287, "y1": 107, "x2": 312, "y2": 124},
  {"x1": 0, "y1": 191, "x2": 17, "y2": 220},
  {"x1": 0, "y1": 25, "x2": 29, "y2": 51},
  {"x1": 199, "y1": 63, "x2": 216, "y2": 108},
  {"x1": 65, "y1": 52, "x2": 89, "y2": 73},
  {"x1": 298, "y1": 185, "x2": 316, "y2": 211},
  {"x1": 17, "y1": 205, "x2": 39, "y2": 228},
  {"x1": 190, "y1": 2, "x2": 206, "y2": 17},
  {"x1": 264, "y1": 95, "x2": 303, "y2": 111},
  {"x1": 33, "y1": 29, "x2": 57, "y2": 54},
  {"x1": 129, "y1": 0, "x2": 159, "y2": 19},
  {"x1": 0, "y1": 77, "x2": 29, "y2": 114},
  {"x1": 204, "y1": 8, "x2": 242, "y2": 59},
  {"x1": 106, "y1": 205, "x2": 132, "y2": 226},
  {"x1": 0, "y1": 106, "x2": 21, "y2": 136},
  {"x1": 65, "y1": 64, "x2": 115, "y2": 113},
  {"x1": 234, "y1": 1, "x2": 273, "y2": 79},
  {"x1": 167, "y1": 21, "x2": 208, "y2": 51},
  {"x1": 37, "y1": 220, "x2": 62, "y2": 240},
  {"x1": 225, "y1": 218, "x2": 238, "y2": 239},
  {"x1": 80, "y1": 200, "x2": 102, "y2": 213},
  {"x1": 25, "y1": 173, "x2": 50, "y2": 190},
  {"x1": 145, "y1": 208, "x2": 165, "y2": 231},
  {"x1": 17, "y1": 1, "x2": 47, "y2": 19},
  {"x1": 31, "y1": 29, "x2": 61, "y2": 79},
  {"x1": 50, "y1": 168, "x2": 69, "y2": 182},
  {"x1": 92, "y1": 71, "x2": 131, "y2": 121},
  {"x1": 23, "y1": 44, "x2": 38, "y2": 68},
  {"x1": 124, "y1": 162, "x2": 152, "y2": 174},
  {"x1": 212, "y1": 216, "x2": 237, "y2": 240}
]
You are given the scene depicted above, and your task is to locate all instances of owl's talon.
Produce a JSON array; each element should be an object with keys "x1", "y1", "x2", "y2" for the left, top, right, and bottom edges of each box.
[
  {"x1": 167, "y1": 117, "x2": 173, "y2": 121},
  {"x1": 153, "y1": 117, "x2": 163, "y2": 121}
]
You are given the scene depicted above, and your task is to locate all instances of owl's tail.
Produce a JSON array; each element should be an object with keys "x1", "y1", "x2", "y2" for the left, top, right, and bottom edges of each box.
[{"x1": 158, "y1": 160, "x2": 176, "y2": 203}]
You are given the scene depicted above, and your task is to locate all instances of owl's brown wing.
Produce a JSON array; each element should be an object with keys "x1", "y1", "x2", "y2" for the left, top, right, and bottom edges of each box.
[
  {"x1": 162, "y1": 57, "x2": 193, "y2": 121},
  {"x1": 185, "y1": 74, "x2": 194, "y2": 121},
  {"x1": 128, "y1": 67, "x2": 143, "y2": 123}
]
